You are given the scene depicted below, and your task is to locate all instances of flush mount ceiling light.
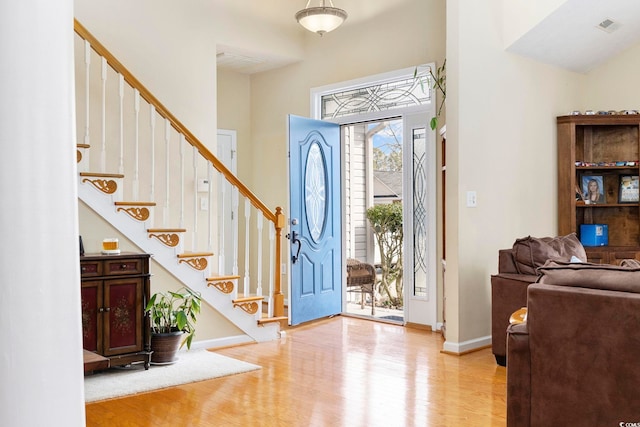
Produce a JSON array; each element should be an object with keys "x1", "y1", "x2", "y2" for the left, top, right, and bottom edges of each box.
[{"x1": 295, "y1": 0, "x2": 348, "y2": 36}]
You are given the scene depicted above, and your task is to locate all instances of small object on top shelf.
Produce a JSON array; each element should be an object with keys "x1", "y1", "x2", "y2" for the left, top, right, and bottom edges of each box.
[
  {"x1": 574, "y1": 160, "x2": 639, "y2": 168},
  {"x1": 585, "y1": 110, "x2": 595, "y2": 115}
]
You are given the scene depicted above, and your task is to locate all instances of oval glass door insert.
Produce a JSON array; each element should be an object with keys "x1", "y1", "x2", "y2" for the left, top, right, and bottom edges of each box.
[{"x1": 305, "y1": 142, "x2": 326, "y2": 242}]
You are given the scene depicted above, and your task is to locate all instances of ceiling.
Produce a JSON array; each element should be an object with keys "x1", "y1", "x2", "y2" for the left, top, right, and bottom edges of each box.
[
  {"x1": 507, "y1": 0, "x2": 640, "y2": 73},
  {"x1": 217, "y1": 0, "x2": 640, "y2": 75}
]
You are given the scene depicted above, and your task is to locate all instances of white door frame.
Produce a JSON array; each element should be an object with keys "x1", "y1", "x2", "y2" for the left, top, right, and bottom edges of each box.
[{"x1": 402, "y1": 112, "x2": 437, "y2": 328}]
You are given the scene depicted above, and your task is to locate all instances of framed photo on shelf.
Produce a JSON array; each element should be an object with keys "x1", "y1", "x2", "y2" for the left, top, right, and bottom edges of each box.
[
  {"x1": 619, "y1": 175, "x2": 639, "y2": 203},
  {"x1": 581, "y1": 175, "x2": 606, "y2": 204}
]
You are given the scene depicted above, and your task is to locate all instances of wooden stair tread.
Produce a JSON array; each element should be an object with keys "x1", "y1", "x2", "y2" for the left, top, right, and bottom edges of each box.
[
  {"x1": 80, "y1": 172, "x2": 125, "y2": 178},
  {"x1": 206, "y1": 275, "x2": 240, "y2": 281},
  {"x1": 147, "y1": 228, "x2": 187, "y2": 233},
  {"x1": 233, "y1": 295, "x2": 265, "y2": 303},
  {"x1": 177, "y1": 252, "x2": 214, "y2": 258},
  {"x1": 257, "y1": 316, "x2": 288, "y2": 325},
  {"x1": 115, "y1": 201, "x2": 157, "y2": 206}
]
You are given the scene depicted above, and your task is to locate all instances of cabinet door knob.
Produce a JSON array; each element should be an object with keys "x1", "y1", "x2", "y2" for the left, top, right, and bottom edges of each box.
[
  {"x1": 120, "y1": 264, "x2": 128, "y2": 270},
  {"x1": 98, "y1": 307, "x2": 104, "y2": 312},
  {"x1": 105, "y1": 307, "x2": 110, "y2": 312}
]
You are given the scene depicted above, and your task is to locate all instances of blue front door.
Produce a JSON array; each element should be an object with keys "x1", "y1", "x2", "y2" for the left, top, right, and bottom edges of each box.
[{"x1": 288, "y1": 115, "x2": 341, "y2": 325}]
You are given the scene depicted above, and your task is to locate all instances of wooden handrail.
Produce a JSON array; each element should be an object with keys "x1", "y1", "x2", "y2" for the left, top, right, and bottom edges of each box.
[
  {"x1": 74, "y1": 19, "x2": 285, "y2": 318},
  {"x1": 73, "y1": 19, "x2": 276, "y2": 223}
]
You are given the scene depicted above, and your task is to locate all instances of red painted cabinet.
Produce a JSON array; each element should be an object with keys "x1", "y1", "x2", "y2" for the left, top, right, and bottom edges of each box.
[{"x1": 80, "y1": 253, "x2": 152, "y2": 369}]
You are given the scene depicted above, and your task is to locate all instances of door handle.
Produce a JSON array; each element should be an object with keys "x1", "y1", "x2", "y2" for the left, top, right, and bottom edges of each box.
[{"x1": 287, "y1": 230, "x2": 302, "y2": 264}]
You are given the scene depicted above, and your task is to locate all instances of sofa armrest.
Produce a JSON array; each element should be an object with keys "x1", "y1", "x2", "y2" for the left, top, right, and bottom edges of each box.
[
  {"x1": 525, "y1": 283, "x2": 640, "y2": 425},
  {"x1": 490, "y1": 273, "x2": 537, "y2": 363},
  {"x1": 506, "y1": 323, "x2": 530, "y2": 427}
]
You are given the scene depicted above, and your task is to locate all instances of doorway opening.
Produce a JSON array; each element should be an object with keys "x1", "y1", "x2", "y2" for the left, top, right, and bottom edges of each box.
[
  {"x1": 310, "y1": 64, "x2": 438, "y2": 329},
  {"x1": 343, "y1": 119, "x2": 405, "y2": 323}
]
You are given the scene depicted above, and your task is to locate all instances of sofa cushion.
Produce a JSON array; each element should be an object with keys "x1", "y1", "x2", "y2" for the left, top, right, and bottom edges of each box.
[
  {"x1": 537, "y1": 260, "x2": 640, "y2": 293},
  {"x1": 512, "y1": 234, "x2": 587, "y2": 275}
]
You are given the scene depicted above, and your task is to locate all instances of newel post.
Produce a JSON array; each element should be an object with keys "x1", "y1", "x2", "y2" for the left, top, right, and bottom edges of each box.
[{"x1": 273, "y1": 207, "x2": 286, "y2": 317}]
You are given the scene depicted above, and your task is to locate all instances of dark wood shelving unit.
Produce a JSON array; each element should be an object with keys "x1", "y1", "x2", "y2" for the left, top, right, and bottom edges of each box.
[{"x1": 557, "y1": 114, "x2": 640, "y2": 264}]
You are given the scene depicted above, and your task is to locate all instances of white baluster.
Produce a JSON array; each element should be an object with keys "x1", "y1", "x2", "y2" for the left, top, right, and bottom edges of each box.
[
  {"x1": 83, "y1": 41, "x2": 90, "y2": 148},
  {"x1": 218, "y1": 171, "x2": 225, "y2": 274},
  {"x1": 164, "y1": 119, "x2": 170, "y2": 227},
  {"x1": 150, "y1": 106, "x2": 156, "y2": 202},
  {"x1": 207, "y1": 164, "x2": 213, "y2": 254},
  {"x1": 179, "y1": 134, "x2": 185, "y2": 229},
  {"x1": 243, "y1": 198, "x2": 251, "y2": 296},
  {"x1": 100, "y1": 57, "x2": 107, "y2": 173},
  {"x1": 232, "y1": 186, "x2": 239, "y2": 276},
  {"x1": 268, "y1": 223, "x2": 275, "y2": 317},
  {"x1": 192, "y1": 145, "x2": 197, "y2": 252},
  {"x1": 80, "y1": 40, "x2": 91, "y2": 172},
  {"x1": 256, "y1": 213, "x2": 263, "y2": 298},
  {"x1": 133, "y1": 89, "x2": 140, "y2": 201},
  {"x1": 118, "y1": 74, "x2": 124, "y2": 176}
]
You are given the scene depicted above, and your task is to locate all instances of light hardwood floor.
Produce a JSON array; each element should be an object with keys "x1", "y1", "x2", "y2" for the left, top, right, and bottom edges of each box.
[{"x1": 85, "y1": 317, "x2": 507, "y2": 426}]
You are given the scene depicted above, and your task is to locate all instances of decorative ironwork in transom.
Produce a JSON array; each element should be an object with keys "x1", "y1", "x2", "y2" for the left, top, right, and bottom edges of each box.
[{"x1": 320, "y1": 71, "x2": 432, "y2": 120}]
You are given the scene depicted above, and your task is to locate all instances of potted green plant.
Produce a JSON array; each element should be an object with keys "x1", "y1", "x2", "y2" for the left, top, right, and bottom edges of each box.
[{"x1": 145, "y1": 286, "x2": 202, "y2": 364}]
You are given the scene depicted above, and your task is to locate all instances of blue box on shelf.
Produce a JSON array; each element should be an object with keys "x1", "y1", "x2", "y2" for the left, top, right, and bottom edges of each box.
[{"x1": 580, "y1": 224, "x2": 608, "y2": 246}]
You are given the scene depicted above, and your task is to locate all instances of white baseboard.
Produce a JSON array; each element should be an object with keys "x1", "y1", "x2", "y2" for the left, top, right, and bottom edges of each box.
[
  {"x1": 181, "y1": 334, "x2": 254, "y2": 352},
  {"x1": 442, "y1": 335, "x2": 491, "y2": 355}
]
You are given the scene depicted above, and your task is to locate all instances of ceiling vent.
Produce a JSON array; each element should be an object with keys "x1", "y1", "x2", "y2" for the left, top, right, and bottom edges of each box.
[{"x1": 596, "y1": 18, "x2": 621, "y2": 34}]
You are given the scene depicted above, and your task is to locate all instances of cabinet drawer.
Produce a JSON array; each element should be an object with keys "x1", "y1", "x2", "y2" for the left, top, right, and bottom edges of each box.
[
  {"x1": 104, "y1": 258, "x2": 143, "y2": 276},
  {"x1": 80, "y1": 261, "x2": 103, "y2": 277}
]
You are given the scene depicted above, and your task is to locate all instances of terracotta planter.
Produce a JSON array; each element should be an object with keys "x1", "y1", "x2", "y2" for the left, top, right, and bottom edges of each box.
[{"x1": 150, "y1": 330, "x2": 184, "y2": 364}]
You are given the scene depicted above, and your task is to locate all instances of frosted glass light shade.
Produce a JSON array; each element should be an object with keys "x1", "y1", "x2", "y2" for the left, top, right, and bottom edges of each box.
[{"x1": 295, "y1": 3, "x2": 348, "y2": 36}]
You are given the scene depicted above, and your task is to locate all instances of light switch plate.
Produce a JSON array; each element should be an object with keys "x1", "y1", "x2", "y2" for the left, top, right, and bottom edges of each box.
[{"x1": 466, "y1": 191, "x2": 477, "y2": 207}]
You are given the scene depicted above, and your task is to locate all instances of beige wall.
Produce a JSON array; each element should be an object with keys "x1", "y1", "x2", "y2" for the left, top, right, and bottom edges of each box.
[
  {"x1": 217, "y1": 69, "x2": 252, "y2": 183},
  {"x1": 444, "y1": 0, "x2": 584, "y2": 349},
  {"x1": 583, "y1": 42, "x2": 640, "y2": 109}
]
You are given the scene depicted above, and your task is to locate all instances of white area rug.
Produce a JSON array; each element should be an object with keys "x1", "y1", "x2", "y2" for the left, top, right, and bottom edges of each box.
[{"x1": 84, "y1": 349, "x2": 260, "y2": 402}]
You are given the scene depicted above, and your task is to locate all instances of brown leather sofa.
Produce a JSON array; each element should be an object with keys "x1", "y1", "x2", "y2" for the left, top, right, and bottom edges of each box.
[
  {"x1": 491, "y1": 234, "x2": 586, "y2": 366},
  {"x1": 507, "y1": 260, "x2": 640, "y2": 426}
]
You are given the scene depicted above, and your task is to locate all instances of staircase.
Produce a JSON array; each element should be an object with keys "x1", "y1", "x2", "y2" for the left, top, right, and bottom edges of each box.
[{"x1": 74, "y1": 20, "x2": 286, "y2": 342}]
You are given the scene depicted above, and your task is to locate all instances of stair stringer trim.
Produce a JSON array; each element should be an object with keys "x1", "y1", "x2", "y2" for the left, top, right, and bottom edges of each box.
[{"x1": 78, "y1": 179, "x2": 279, "y2": 342}]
